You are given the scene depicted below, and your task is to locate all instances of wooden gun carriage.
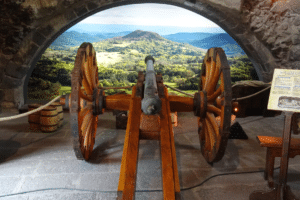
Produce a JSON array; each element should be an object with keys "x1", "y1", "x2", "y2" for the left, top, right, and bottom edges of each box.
[{"x1": 60, "y1": 42, "x2": 236, "y2": 199}]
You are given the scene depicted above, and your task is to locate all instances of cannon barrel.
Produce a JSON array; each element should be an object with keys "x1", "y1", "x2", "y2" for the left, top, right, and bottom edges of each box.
[{"x1": 141, "y1": 56, "x2": 162, "y2": 115}]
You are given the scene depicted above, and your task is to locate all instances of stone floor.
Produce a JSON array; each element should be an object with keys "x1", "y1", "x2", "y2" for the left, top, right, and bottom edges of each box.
[{"x1": 0, "y1": 110, "x2": 300, "y2": 200}]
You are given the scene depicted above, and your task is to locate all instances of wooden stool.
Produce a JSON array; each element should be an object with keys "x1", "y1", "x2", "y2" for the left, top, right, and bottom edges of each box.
[{"x1": 257, "y1": 136, "x2": 300, "y2": 188}]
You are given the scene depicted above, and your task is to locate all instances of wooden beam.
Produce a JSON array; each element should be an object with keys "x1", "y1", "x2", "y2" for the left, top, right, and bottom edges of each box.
[
  {"x1": 117, "y1": 86, "x2": 141, "y2": 200},
  {"x1": 160, "y1": 87, "x2": 181, "y2": 199},
  {"x1": 165, "y1": 89, "x2": 181, "y2": 197}
]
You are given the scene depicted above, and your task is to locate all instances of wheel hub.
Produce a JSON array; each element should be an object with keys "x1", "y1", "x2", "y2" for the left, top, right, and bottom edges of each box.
[
  {"x1": 93, "y1": 88, "x2": 105, "y2": 115},
  {"x1": 193, "y1": 91, "x2": 207, "y2": 118}
]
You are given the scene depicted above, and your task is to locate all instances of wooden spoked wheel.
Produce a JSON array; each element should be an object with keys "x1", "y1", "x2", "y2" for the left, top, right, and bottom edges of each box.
[
  {"x1": 197, "y1": 47, "x2": 232, "y2": 163},
  {"x1": 70, "y1": 43, "x2": 99, "y2": 160}
]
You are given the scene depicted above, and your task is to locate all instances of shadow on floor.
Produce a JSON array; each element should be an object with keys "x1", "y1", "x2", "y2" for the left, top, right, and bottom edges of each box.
[
  {"x1": 0, "y1": 131, "x2": 66, "y2": 163},
  {"x1": 88, "y1": 130, "x2": 123, "y2": 164},
  {"x1": 97, "y1": 118, "x2": 116, "y2": 129},
  {"x1": 212, "y1": 140, "x2": 241, "y2": 172},
  {"x1": 0, "y1": 140, "x2": 21, "y2": 163}
]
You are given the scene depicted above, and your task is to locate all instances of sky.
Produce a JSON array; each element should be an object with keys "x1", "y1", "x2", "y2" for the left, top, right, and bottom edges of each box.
[
  {"x1": 68, "y1": 3, "x2": 226, "y2": 35},
  {"x1": 79, "y1": 4, "x2": 219, "y2": 28}
]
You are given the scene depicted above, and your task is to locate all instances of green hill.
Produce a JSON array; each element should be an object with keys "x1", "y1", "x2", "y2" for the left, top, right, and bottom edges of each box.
[
  {"x1": 122, "y1": 30, "x2": 165, "y2": 41},
  {"x1": 31, "y1": 30, "x2": 255, "y2": 99},
  {"x1": 163, "y1": 32, "x2": 215, "y2": 43}
]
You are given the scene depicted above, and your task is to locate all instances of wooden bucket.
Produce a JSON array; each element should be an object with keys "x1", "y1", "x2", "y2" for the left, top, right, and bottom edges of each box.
[
  {"x1": 51, "y1": 102, "x2": 63, "y2": 128},
  {"x1": 28, "y1": 104, "x2": 42, "y2": 131},
  {"x1": 40, "y1": 106, "x2": 58, "y2": 133}
]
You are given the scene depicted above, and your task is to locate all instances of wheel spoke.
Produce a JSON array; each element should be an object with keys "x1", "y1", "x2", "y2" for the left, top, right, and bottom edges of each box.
[
  {"x1": 203, "y1": 60, "x2": 211, "y2": 91},
  {"x1": 205, "y1": 61, "x2": 217, "y2": 94},
  {"x1": 203, "y1": 121, "x2": 211, "y2": 150},
  {"x1": 83, "y1": 118, "x2": 93, "y2": 147},
  {"x1": 86, "y1": 55, "x2": 96, "y2": 89},
  {"x1": 79, "y1": 106, "x2": 90, "y2": 130},
  {"x1": 79, "y1": 89, "x2": 92, "y2": 102},
  {"x1": 82, "y1": 70, "x2": 93, "y2": 95},
  {"x1": 207, "y1": 113, "x2": 220, "y2": 138},
  {"x1": 205, "y1": 118, "x2": 216, "y2": 151},
  {"x1": 81, "y1": 110, "x2": 92, "y2": 138},
  {"x1": 207, "y1": 87, "x2": 222, "y2": 102},
  {"x1": 206, "y1": 64, "x2": 220, "y2": 95},
  {"x1": 82, "y1": 55, "x2": 93, "y2": 89},
  {"x1": 207, "y1": 104, "x2": 221, "y2": 116}
]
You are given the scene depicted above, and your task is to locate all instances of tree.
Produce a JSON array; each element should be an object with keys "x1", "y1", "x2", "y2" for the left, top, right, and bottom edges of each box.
[{"x1": 128, "y1": 71, "x2": 138, "y2": 83}]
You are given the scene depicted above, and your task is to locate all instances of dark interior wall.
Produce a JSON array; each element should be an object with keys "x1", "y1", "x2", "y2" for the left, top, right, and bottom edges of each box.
[{"x1": 0, "y1": 0, "x2": 299, "y2": 109}]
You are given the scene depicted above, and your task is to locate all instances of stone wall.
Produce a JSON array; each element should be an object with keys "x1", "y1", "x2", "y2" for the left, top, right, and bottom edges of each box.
[
  {"x1": 242, "y1": 0, "x2": 300, "y2": 70},
  {"x1": 0, "y1": 0, "x2": 299, "y2": 111}
]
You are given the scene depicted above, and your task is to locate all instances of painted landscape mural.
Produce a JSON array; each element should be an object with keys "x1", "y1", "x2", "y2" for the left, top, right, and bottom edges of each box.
[{"x1": 27, "y1": 5, "x2": 258, "y2": 101}]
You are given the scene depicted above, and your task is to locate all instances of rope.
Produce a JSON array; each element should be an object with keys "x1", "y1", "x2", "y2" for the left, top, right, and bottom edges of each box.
[
  {"x1": 164, "y1": 85, "x2": 194, "y2": 97},
  {"x1": 98, "y1": 86, "x2": 133, "y2": 90},
  {"x1": 234, "y1": 86, "x2": 271, "y2": 101},
  {"x1": 232, "y1": 80, "x2": 271, "y2": 88},
  {"x1": 0, "y1": 81, "x2": 271, "y2": 122},
  {"x1": 0, "y1": 95, "x2": 61, "y2": 122},
  {"x1": 165, "y1": 81, "x2": 271, "y2": 101},
  {"x1": 0, "y1": 85, "x2": 133, "y2": 122}
]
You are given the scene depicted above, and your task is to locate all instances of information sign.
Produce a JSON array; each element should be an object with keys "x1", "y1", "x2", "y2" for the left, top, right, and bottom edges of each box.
[{"x1": 268, "y1": 69, "x2": 300, "y2": 113}]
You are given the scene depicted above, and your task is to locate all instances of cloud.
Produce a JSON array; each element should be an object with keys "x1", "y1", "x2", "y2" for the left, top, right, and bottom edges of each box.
[{"x1": 80, "y1": 3, "x2": 219, "y2": 28}]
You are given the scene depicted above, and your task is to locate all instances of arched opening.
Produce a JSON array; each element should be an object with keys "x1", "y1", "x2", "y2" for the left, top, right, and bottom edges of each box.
[{"x1": 23, "y1": 1, "x2": 269, "y2": 104}]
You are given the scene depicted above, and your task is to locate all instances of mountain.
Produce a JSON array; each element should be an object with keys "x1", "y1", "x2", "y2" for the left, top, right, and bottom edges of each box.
[
  {"x1": 50, "y1": 31, "x2": 105, "y2": 50},
  {"x1": 190, "y1": 33, "x2": 245, "y2": 56},
  {"x1": 163, "y1": 32, "x2": 215, "y2": 43},
  {"x1": 191, "y1": 33, "x2": 238, "y2": 49},
  {"x1": 121, "y1": 30, "x2": 165, "y2": 41},
  {"x1": 49, "y1": 29, "x2": 244, "y2": 57},
  {"x1": 221, "y1": 43, "x2": 245, "y2": 56},
  {"x1": 99, "y1": 31, "x2": 132, "y2": 38},
  {"x1": 50, "y1": 31, "x2": 132, "y2": 50},
  {"x1": 67, "y1": 23, "x2": 226, "y2": 35}
]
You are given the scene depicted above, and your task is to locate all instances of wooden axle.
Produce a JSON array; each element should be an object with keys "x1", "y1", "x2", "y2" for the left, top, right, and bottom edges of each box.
[{"x1": 60, "y1": 93, "x2": 195, "y2": 113}]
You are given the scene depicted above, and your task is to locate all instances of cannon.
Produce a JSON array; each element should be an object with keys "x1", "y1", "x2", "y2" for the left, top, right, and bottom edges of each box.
[{"x1": 66, "y1": 42, "x2": 234, "y2": 199}]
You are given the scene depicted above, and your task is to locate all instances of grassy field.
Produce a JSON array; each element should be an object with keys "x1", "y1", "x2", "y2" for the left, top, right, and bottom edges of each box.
[
  {"x1": 58, "y1": 82, "x2": 196, "y2": 97},
  {"x1": 113, "y1": 42, "x2": 131, "y2": 47},
  {"x1": 96, "y1": 52, "x2": 123, "y2": 67},
  {"x1": 161, "y1": 82, "x2": 197, "y2": 97},
  {"x1": 30, "y1": 81, "x2": 197, "y2": 101},
  {"x1": 60, "y1": 86, "x2": 71, "y2": 95}
]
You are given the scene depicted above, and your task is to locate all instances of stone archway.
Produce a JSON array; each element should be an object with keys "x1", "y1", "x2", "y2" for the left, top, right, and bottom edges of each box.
[{"x1": 1, "y1": 0, "x2": 299, "y2": 109}]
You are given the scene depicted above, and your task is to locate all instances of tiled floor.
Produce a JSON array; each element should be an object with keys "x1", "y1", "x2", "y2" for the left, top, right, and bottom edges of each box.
[{"x1": 0, "y1": 110, "x2": 299, "y2": 199}]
